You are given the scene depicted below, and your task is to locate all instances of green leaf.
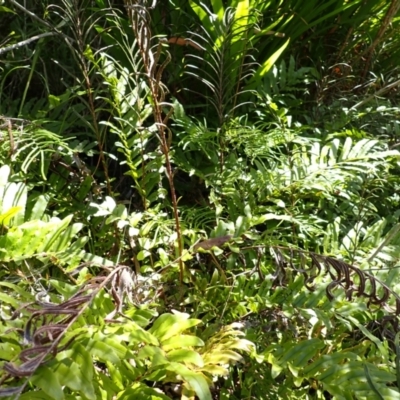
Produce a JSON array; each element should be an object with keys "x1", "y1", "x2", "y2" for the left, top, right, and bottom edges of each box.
[
  {"x1": 189, "y1": 1, "x2": 218, "y2": 40},
  {"x1": 395, "y1": 332, "x2": 400, "y2": 390},
  {"x1": 28, "y1": 194, "x2": 49, "y2": 220},
  {"x1": 203, "y1": 349, "x2": 243, "y2": 364},
  {"x1": 304, "y1": 352, "x2": 357, "y2": 377},
  {"x1": 0, "y1": 6, "x2": 16, "y2": 13},
  {"x1": 345, "y1": 316, "x2": 388, "y2": 357},
  {"x1": 211, "y1": 0, "x2": 224, "y2": 20},
  {"x1": 0, "y1": 342, "x2": 20, "y2": 361},
  {"x1": 71, "y1": 344, "x2": 96, "y2": 400},
  {"x1": 280, "y1": 339, "x2": 324, "y2": 368},
  {"x1": 49, "y1": 279, "x2": 79, "y2": 298},
  {"x1": 149, "y1": 312, "x2": 202, "y2": 342},
  {"x1": 364, "y1": 363, "x2": 384, "y2": 400},
  {"x1": 19, "y1": 392, "x2": 54, "y2": 400},
  {"x1": 117, "y1": 383, "x2": 172, "y2": 400},
  {"x1": 31, "y1": 366, "x2": 64, "y2": 400},
  {"x1": 167, "y1": 349, "x2": 204, "y2": 367},
  {"x1": 162, "y1": 335, "x2": 204, "y2": 351},
  {"x1": 0, "y1": 292, "x2": 21, "y2": 308},
  {"x1": 0, "y1": 206, "x2": 22, "y2": 225},
  {"x1": 124, "y1": 322, "x2": 160, "y2": 345},
  {"x1": 80, "y1": 252, "x2": 115, "y2": 268},
  {"x1": 166, "y1": 362, "x2": 212, "y2": 400},
  {"x1": 138, "y1": 345, "x2": 169, "y2": 367},
  {"x1": 42, "y1": 215, "x2": 73, "y2": 251},
  {"x1": 50, "y1": 222, "x2": 84, "y2": 252},
  {"x1": 83, "y1": 335, "x2": 129, "y2": 364},
  {"x1": 103, "y1": 323, "x2": 159, "y2": 346},
  {"x1": 52, "y1": 355, "x2": 87, "y2": 392},
  {"x1": 252, "y1": 38, "x2": 290, "y2": 82}
]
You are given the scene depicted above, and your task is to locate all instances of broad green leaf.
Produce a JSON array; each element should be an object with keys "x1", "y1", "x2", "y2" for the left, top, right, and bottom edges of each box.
[
  {"x1": 42, "y1": 215, "x2": 73, "y2": 251},
  {"x1": 162, "y1": 335, "x2": 204, "y2": 351},
  {"x1": 0, "y1": 342, "x2": 20, "y2": 360},
  {"x1": 82, "y1": 335, "x2": 129, "y2": 363},
  {"x1": 254, "y1": 14, "x2": 285, "y2": 36},
  {"x1": 149, "y1": 313, "x2": 202, "y2": 342},
  {"x1": 53, "y1": 355, "x2": 87, "y2": 392},
  {"x1": 348, "y1": 138, "x2": 377, "y2": 158},
  {"x1": 167, "y1": 349, "x2": 204, "y2": 367},
  {"x1": 0, "y1": 292, "x2": 20, "y2": 308},
  {"x1": 105, "y1": 361, "x2": 124, "y2": 391},
  {"x1": 104, "y1": 322, "x2": 159, "y2": 346},
  {"x1": 51, "y1": 222, "x2": 84, "y2": 252},
  {"x1": 0, "y1": 6, "x2": 16, "y2": 13},
  {"x1": 127, "y1": 307, "x2": 158, "y2": 327},
  {"x1": 31, "y1": 366, "x2": 64, "y2": 400},
  {"x1": 257, "y1": 213, "x2": 294, "y2": 224},
  {"x1": 137, "y1": 345, "x2": 169, "y2": 367},
  {"x1": 80, "y1": 252, "x2": 115, "y2": 268},
  {"x1": 75, "y1": 175, "x2": 93, "y2": 202},
  {"x1": 339, "y1": 137, "x2": 353, "y2": 161},
  {"x1": 201, "y1": 364, "x2": 229, "y2": 375},
  {"x1": 232, "y1": 0, "x2": 250, "y2": 44},
  {"x1": 0, "y1": 281, "x2": 35, "y2": 300},
  {"x1": 315, "y1": 364, "x2": 341, "y2": 383},
  {"x1": 28, "y1": 194, "x2": 49, "y2": 220},
  {"x1": 71, "y1": 344, "x2": 96, "y2": 400},
  {"x1": 127, "y1": 324, "x2": 159, "y2": 345},
  {"x1": 395, "y1": 332, "x2": 400, "y2": 390},
  {"x1": 117, "y1": 383, "x2": 171, "y2": 400},
  {"x1": 345, "y1": 316, "x2": 388, "y2": 357},
  {"x1": 339, "y1": 362, "x2": 395, "y2": 383},
  {"x1": 166, "y1": 362, "x2": 212, "y2": 400},
  {"x1": 303, "y1": 352, "x2": 358, "y2": 377},
  {"x1": 97, "y1": 370, "x2": 121, "y2": 399},
  {"x1": 19, "y1": 392, "x2": 54, "y2": 400},
  {"x1": 0, "y1": 217, "x2": 77, "y2": 261},
  {"x1": 210, "y1": 0, "x2": 224, "y2": 20},
  {"x1": 203, "y1": 349, "x2": 243, "y2": 364},
  {"x1": 280, "y1": 339, "x2": 324, "y2": 368},
  {"x1": 364, "y1": 364, "x2": 385, "y2": 400},
  {"x1": 49, "y1": 279, "x2": 79, "y2": 297}
]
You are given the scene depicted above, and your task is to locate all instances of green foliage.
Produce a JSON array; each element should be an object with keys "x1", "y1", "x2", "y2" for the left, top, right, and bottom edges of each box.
[
  {"x1": 0, "y1": 274, "x2": 253, "y2": 400},
  {"x1": 95, "y1": 39, "x2": 165, "y2": 207},
  {"x1": 1, "y1": 0, "x2": 400, "y2": 399},
  {"x1": 0, "y1": 165, "x2": 87, "y2": 272}
]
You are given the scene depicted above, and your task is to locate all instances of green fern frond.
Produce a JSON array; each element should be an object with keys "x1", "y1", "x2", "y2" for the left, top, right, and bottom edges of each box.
[{"x1": 185, "y1": 7, "x2": 257, "y2": 123}]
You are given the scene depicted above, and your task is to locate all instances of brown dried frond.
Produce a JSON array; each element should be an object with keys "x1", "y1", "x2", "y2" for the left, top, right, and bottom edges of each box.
[{"x1": 271, "y1": 246, "x2": 400, "y2": 316}]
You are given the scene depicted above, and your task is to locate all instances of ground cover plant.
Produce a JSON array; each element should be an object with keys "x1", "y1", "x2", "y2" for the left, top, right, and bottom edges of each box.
[{"x1": 1, "y1": 0, "x2": 400, "y2": 399}]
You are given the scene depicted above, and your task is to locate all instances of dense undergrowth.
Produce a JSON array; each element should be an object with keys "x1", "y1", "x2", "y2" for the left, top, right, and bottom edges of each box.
[{"x1": 1, "y1": 0, "x2": 400, "y2": 399}]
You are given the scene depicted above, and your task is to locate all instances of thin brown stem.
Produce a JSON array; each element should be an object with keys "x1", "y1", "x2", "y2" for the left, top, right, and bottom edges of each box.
[{"x1": 126, "y1": 1, "x2": 184, "y2": 285}]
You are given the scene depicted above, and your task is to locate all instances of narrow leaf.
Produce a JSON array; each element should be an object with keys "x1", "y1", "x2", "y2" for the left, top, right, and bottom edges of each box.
[{"x1": 252, "y1": 38, "x2": 290, "y2": 82}]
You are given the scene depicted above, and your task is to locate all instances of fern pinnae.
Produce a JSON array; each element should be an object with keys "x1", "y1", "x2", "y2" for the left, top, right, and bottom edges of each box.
[{"x1": 186, "y1": 8, "x2": 256, "y2": 123}]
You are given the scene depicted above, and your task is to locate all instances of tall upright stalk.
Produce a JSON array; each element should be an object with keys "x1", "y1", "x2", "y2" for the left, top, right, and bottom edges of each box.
[{"x1": 125, "y1": 0, "x2": 184, "y2": 284}]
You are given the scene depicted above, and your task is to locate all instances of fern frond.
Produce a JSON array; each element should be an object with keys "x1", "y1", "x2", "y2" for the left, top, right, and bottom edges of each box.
[
  {"x1": 271, "y1": 246, "x2": 400, "y2": 315},
  {"x1": 185, "y1": 7, "x2": 257, "y2": 123}
]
